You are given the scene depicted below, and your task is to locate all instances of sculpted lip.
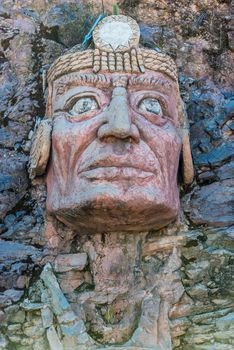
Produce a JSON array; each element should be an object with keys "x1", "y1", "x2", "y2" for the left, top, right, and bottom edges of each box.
[
  {"x1": 77, "y1": 159, "x2": 158, "y2": 176},
  {"x1": 78, "y1": 166, "x2": 156, "y2": 180},
  {"x1": 75, "y1": 140, "x2": 161, "y2": 180}
]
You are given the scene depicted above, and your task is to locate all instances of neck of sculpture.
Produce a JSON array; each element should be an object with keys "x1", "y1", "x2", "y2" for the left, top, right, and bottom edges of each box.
[
  {"x1": 42, "y1": 216, "x2": 183, "y2": 348},
  {"x1": 44, "y1": 215, "x2": 182, "y2": 294},
  {"x1": 44, "y1": 216, "x2": 147, "y2": 289}
]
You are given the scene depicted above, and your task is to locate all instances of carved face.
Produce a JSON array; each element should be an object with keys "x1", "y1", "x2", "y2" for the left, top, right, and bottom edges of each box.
[{"x1": 46, "y1": 70, "x2": 182, "y2": 232}]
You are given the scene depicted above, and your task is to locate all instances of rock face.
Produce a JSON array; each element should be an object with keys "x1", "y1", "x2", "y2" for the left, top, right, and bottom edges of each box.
[{"x1": 0, "y1": 1, "x2": 233, "y2": 350}]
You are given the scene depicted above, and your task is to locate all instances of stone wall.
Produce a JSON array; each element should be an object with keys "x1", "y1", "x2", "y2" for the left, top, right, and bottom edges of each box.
[{"x1": 0, "y1": 1, "x2": 233, "y2": 349}]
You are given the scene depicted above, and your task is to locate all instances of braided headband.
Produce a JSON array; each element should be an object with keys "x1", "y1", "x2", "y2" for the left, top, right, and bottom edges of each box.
[{"x1": 47, "y1": 48, "x2": 178, "y2": 83}]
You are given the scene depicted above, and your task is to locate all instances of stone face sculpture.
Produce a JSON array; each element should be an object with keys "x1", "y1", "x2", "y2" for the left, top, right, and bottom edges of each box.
[
  {"x1": 26, "y1": 15, "x2": 194, "y2": 350},
  {"x1": 29, "y1": 15, "x2": 193, "y2": 233}
]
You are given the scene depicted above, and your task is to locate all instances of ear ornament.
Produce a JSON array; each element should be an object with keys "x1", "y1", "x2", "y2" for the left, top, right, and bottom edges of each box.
[
  {"x1": 180, "y1": 101, "x2": 194, "y2": 185},
  {"x1": 28, "y1": 119, "x2": 52, "y2": 180}
]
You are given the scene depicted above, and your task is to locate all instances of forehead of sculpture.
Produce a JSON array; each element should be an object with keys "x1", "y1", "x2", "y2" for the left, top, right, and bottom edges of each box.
[{"x1": 52, "y1": 70, "x2": 177, "y2": 95}]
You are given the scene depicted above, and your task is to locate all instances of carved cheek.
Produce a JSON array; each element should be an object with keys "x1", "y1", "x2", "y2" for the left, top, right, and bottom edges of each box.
[
  {"x1": 163, "y1": 131, "x2": 182, "y2": 186},
  {"x1": 49, "y1": 115, "x2": 106, "y2": 193},
  {"x1": 135, "y1": 115, "x2": 180, "y2": 151},
  {"x1": 134, "y1": 115, "x2": 181, "y2": 184}
]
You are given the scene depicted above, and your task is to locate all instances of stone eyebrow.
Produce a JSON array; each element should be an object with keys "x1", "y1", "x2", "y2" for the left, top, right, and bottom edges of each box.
[
  {"x1": 54, "y1": 73, "x2": 112, "y2": 95},
  {"x1": 128, "y1": 76, "x2": 172, "y2": 92}
]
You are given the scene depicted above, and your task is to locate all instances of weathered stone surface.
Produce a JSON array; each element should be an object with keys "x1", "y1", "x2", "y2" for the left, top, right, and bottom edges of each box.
[
  {"x1": 0, "y1": 335, "x2": 8, "y2": 350},
  {"x1": 0, "y1": 240, "x2": 41, "y2": 295},
  {"x1": 53, "y1": 253, "x2": 87, "y2": 273},
  {"x1": 0, "y1": 289, "x2": 24, "y2": 307},
  {"x1": 216, "y1": 161, "x2": 234, "y2": 181},
  {"x1": 40, "y1": 263, "x2": 72, "y2": 316},
  {"x1": 41, "y1": 38, "x2": 65, "y2": 67},
  {"x1": 228, "y1": 31, "x2": 234, "y2": 51},
  {"x1": 193, "y1": 141, "x2": 234, "y2": 167},
  {"x1": 41, "y1": 3, "x2": 95, "y2": 47},
  {"x1": 184, "y1": 179, "x2": 234, "y2": 227},
  {"x1": 0, "y1": 240, "x2": 41, "y2": 261},
  {"x1": 0, "y1": 63, "x2": 17, "y2": 116},
  {"x1": 0, "y1": 151, "x2": 29, "y2": 220},
  {"x1": 46, "y1": 326, "x2": 63, "y2": 350},
  {"x1": 41, "y1": 307, "x2": 53, "y2": 328}
]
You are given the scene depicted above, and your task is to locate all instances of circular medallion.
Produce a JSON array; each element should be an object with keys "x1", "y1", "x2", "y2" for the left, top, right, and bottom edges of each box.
[{"x1": 93, "y1": 15, "x2": 140, "y2": 52}]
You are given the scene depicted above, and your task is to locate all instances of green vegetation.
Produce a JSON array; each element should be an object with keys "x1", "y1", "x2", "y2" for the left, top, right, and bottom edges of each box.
[{"x1": 113, "y1": 2, "x2": 119, "y2": 15}]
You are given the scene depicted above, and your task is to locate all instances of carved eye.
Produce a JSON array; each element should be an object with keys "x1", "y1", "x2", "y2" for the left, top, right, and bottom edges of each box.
[
  {"x1": 69, "y1": 97, "x2": 99, "y2": 116},
  {"x1": 138, "y1": 98, "x2": 163, "y2": 116}
]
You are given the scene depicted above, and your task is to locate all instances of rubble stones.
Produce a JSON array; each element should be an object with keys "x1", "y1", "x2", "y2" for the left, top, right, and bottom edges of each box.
[
  {"x1": 0, "y1": 240, "x2": 41, "y2": 261},
  {"x1": 0, "y1": 240, "x2": 42, "y2": 305},
  {"x1": 0, "y1": 151, "x2": 29, "y2": 220},
  {"x1": 184, "y1": 179, "x2": 234, "y2": 227},
  {"x1": 53, "y1": 253, "x2": 87, "y2": 273},
  {"x1": 46, "y1": 326, "x2": 63, "y2": 350},
  {"x1": 41, "y1": 3, "x2": 96, "y2": 47}
]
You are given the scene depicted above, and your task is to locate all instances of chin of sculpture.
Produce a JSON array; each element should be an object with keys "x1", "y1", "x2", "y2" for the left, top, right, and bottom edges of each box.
[{"x1": 46, "y1": 180, "x2": 180, "y2": 232}]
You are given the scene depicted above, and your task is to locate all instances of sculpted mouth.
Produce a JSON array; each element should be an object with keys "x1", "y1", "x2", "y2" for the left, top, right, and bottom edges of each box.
[
  {"x1": 78, "y1": 166, "x2": 157, "y2": 180},
  {"x1": 77, "y1": 158, "x2": 157, "y2": 174},
  {"x1": 75, "y1": 141, "x2": 160, "y2": 181}
]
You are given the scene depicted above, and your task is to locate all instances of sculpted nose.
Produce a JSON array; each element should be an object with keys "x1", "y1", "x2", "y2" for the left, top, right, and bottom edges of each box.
[{"x1": 98, "y1": 87, "x2": 140, "y2": 143}]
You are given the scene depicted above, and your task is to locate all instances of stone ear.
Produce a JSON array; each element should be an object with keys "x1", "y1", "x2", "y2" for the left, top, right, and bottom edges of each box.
[
  {"x1": 180, "y1": 101, "x2": 194, "y2": 185},
  {"x1": 28, "y1": 119, "x2": 52, "y2": 180}
]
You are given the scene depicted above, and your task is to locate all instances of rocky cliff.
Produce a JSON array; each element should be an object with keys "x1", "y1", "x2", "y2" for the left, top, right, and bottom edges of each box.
[{"x1": 0, "y1": 1, "x2": 233, "y2": 349}]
